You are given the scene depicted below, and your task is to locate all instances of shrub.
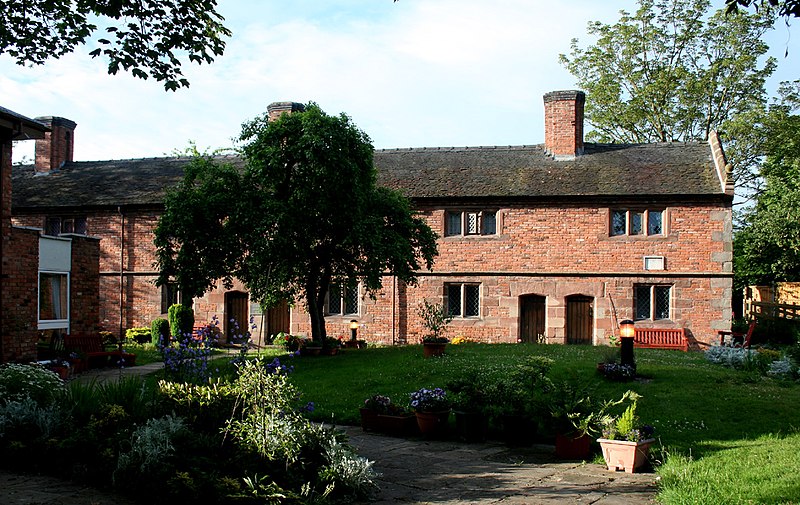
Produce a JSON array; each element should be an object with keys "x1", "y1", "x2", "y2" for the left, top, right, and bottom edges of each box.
[
  {"x1": 114, "y1": 414, "x2": 187, "y2": 483},
  {"x1": 767, "y1": 357, "x2": 797, "y2": 380},
  {"x1": 224, "y1": 358, "x2": 376, "y2": 501},
  {"x1": 99, "y1": 331, "x2": 117, "y2": 347},
  {"x1": 151, "y1": 318, "x2": 170, "y2": 346},
  {"x1": 753, "y1": 318, "x2": 800, "y2": 346},
  {"x1": 0, "y1": 363, "x2": 64, "y2": 405},
  {"x1": 417, "y1": 300, "x2": 453, "y2": 343},
  {"x1": 125, "y1": 327, "x2": 151, "y2": 344},
  {"x1": 0, "y1": 396, "x2": 71, "y2": 441},
  {"x1": 168, "y1": 304, "x2": 195, "y2": 339}
]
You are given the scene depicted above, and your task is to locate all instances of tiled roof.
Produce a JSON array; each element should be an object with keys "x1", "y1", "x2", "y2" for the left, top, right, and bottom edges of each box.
[
  {"x1": 12, "y1": 142, "x2": 723, "y2": 210},
  {"x1": 374, "y1": 143, "x2": 721, "y2": 200}
]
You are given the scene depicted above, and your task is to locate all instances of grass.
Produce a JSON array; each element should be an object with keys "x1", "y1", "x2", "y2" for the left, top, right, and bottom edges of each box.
[{"x1": 284, "y1": 342, "x2": 800, "y2": 504}]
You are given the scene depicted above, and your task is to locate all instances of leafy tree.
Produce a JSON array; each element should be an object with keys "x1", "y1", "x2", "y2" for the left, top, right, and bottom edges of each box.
[
  {"x1": 560, "y1": 0, "x2": 776, "y2": 192},
  {"x1": 733, "y1": 83, "x2": 800, "y2": 289},
  {"x1": 0, "y1": 0, "x2": 231, "y2": 90},
  {"x1": 561, "y1": 0, "x2": 775, "y2": 144},
  {"x1": 155, "y1": 104, "x2": 439, "y2": 344},
  {"x1": 726, "y1": 0, "x2": 800, "y2": 20}
]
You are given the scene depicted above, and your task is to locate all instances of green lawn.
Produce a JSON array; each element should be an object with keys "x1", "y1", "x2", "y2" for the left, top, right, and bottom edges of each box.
[{"x1": 285, "y1": 343, "x2": 800, "y2": 504}]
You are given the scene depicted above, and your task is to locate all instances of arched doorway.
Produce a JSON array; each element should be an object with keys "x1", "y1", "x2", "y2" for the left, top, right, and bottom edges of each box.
[
  {"x1": 565, "y1": 295, "x2": 593, "y2": 344},
  {"x1": 519, "y1": 295, "x2": 546, "y2": 343},
  {"x1": 224, "y1": 291, "x2": 249, "y2": 342}
]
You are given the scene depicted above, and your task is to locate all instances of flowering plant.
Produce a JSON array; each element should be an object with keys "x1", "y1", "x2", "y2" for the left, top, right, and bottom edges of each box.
[
  {"x1": 598, "y1": 362, "x2": 636, "y2": 381},
  {"x1": 363, "y1": 394, "x2": 392, "y2": 413},
  {"x1": 451, "y1": 335, "x2": 471, "y2": 345},
  {"x1": 409, "y1": 387, "x2": 450, "y2": 412},
  {"x1": 599, "y1": 390, "x2": 655, "y2": 442},
  {"x1": 0, "y1": 363, "x2": 64, "y2": 405},
  {"x1": 276, "y1": 332, "x2": 310, "y2": 352}
]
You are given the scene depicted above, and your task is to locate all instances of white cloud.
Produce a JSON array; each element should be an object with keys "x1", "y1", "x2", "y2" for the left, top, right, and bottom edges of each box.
[{"x1": 2, "y1": 0, "x2": 797, "y2": 162}]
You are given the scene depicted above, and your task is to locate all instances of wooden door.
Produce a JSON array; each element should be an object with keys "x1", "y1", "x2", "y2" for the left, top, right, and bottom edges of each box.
[
  {"x1": 266, "y1": 299, "x2": 290, "y2": 339},
  {"x1": 566, "y1": 295, "x2": 593, "y2": 345},
  {"x1": 519, "y1": 295, "x2": 546, "y2": 343},
  {"x1": 224, "y1": 291, "x2": 249, "y2": 342}
]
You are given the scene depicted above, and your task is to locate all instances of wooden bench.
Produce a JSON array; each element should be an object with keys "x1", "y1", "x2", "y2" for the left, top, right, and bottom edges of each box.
[
  {"x1": 718, "y1": 321, "x2": 756, "y2": 348},
  {"x1": 64, "y1": 334, "x2": 136, "y2": 369},
  {"x1": 633, "y1": 328, "x2": 688, "y2": 352}
]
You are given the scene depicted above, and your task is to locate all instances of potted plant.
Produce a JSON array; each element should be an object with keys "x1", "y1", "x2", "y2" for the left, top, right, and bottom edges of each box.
[
  {"x1": 409, "y1": 387, "x2": 451, "y2": 436},
  {"x1": 548, "y1": 380, "x2": 608, "y2": 460},
  {"x1": 377, "y1": 402, "x2": 417, "y2": 436},
  {"x1": 447, "y1": 371, "x2": 490, "y2": 442},
  {"x1": 323, "y1": 336, "x2": 342, "y2": 355},
  {"x1": 418, "y1": 301, "x2": 453, "y2": 357},
  {"x1": 360, "y1": 394, "x2": 392, "y2": 431},
  {"x1": 483, "y1": 356, "x2": 554, "y2": 446},
  {"x1": 597, "y1": 390, "x2": 656, "y2": 473}
]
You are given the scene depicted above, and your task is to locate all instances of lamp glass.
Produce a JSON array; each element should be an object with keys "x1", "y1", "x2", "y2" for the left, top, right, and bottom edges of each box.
[
  {"x1": 349, "y1": 320, "x2": 359, "y2": 330},
  {"x1": 619, "y1": 319, "x2": 635, "y2": 338}
]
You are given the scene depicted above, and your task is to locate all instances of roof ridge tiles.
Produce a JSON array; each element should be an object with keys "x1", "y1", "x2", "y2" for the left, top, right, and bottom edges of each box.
[{"x1": 375, "y1": 144, "x2": 540, "y2": 153}]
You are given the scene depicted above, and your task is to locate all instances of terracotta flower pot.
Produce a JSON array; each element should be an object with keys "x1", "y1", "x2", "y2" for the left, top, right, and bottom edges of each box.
[
  {"x1": 597, "y1": 438, "x2": 656, "y2": 473},
  {"x1": 555, "y1": 432, "x2": 592, "y2": 460},
  {"x1": 360, "y1": 408, "x2": 381, "y2": 432},
  {"x1": 302, "y1": 346, "x2": 322, "y2": 357},
  {"x1": 423, "y1": 343, "x2": 447, "y2": 358},
  {"x1": 377, "y1": 413, "x2": 418, "y2": 436},
  {"x1": 415, "y1": 410, "x2": 450, "y2": 436}
]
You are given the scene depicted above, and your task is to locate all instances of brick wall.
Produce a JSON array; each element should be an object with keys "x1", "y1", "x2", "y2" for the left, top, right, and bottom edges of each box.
[
  {"x1": 290, "y1": 201, "x2": 732, "y2": 347},
  {"x1": 69, "y1": 234, "x2": 101, "y2": 335},
  {"x1": 34, "y1": 117, "x2": 76, "y2": 173},
  {"x1": 1, "y1": 227, "x2": 39, "y2": 362},
  {"x1": 544, "y1": 90, "x2": 585, "y2": 158},
  {"x1": 13, "y1": 199, "x2": 732, "y2": 348}
]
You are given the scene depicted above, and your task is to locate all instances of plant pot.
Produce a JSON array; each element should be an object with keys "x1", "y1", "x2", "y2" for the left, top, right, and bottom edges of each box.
[
  {"x1": 323, "y1": 347, "x2": 339, "y2": 356},
  {"x1": 51, "y1": 366, "x2": 70, "y2": 380},
  {"x1": 454, "y1": 410, "x2": 488, "y2": 442},
  {"x1": 70, "y1": 358, "x2": 87, "y2": 374},
  {"x1": 359, "y1": 408, "x2": 381, "y2": 432},
  {"x1": 301, "y1": 346, "x2": 322, "y2": 357},
  {"x1": 597, "y1": 438, "x2": 656, "y2": 473},
  {"x1": 555, "y1": 432, "x2": 592, "y2": 460},
  {"x1": 377, "y1": 413, "x2": 417, "y2": 436},
  {"x1": 423, "y1": 342, "x2": 447, "y2": 358},
  {"x1": 500, "y1": 414, "x2": 536, "y2": 447},
  {"x1": 415, "y1": 410, "x2": 450, "y2": 436}
]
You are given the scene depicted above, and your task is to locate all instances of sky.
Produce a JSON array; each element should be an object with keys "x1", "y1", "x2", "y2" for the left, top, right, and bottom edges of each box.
[{"x1": 2, "y1": 0, "x2": 798, "y2": 163}]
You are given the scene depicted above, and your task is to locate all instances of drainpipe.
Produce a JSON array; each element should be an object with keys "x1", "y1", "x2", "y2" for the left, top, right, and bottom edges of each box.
[
  {"x1": 0, "y1": 141, "x2": 5, "y2": 361},
  {"x1": 391, "y1": 275, "x2": 396, "y2": 345},
  {"x1": 118, "y1": 207, "x2": 124, "y2": 345}
]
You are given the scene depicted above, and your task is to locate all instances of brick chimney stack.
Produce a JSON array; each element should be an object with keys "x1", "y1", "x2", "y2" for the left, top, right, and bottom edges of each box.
[
  {"x1": 267, "y1": 102, "x2": 305, "y2": 122},
  {"x1": 543, "y1": 90, "x2": 585, "y2": 160},
  {"x1": 34, "y1": 116, "x2": 77, "y2": 173}
]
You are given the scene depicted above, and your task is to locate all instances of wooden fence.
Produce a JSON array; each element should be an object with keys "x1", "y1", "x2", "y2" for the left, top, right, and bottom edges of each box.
[{"x1": 746, "y1": 301, "x2": 800, "y2": 321}]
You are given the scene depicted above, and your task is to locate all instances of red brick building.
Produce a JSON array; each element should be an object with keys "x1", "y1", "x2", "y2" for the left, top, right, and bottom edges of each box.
[
  {"x1": 1, "y1": 108, "x2": 100, "y2": 363},
  {"x1": 11, "y1": 91, "x2": 734, "y2": 348}
]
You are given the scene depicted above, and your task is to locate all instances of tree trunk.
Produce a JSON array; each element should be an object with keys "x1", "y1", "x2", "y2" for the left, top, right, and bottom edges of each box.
[{"x1": 306, "y1": 280, "x2": 328, "y2": 346}]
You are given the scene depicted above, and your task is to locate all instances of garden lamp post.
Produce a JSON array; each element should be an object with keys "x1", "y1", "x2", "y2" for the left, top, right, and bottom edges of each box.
[
  {"x1": 350, "y1": 319, "x2": 359, "y2": 342},
  {"x1": 619, "y1": 319, "x2": 635, "y2": 367}
]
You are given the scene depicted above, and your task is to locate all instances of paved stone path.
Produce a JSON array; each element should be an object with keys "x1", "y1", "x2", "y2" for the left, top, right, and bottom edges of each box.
[
  {"x1": 1, "y1": 363, "x2": 658, "y2": 504},
  {"x1": 342, "y1": 426, "x2": 657, "y2": 504}
]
